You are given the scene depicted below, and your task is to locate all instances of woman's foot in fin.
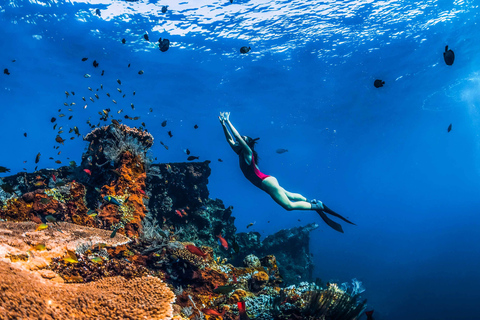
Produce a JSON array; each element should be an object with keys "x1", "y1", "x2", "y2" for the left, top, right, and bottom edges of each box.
[
  {"x1": 322, "y1": 204, "x2": 356, "y2": 225},
  {"x1": 316, "y1": 209, "x2": 344, "y2": 233}
]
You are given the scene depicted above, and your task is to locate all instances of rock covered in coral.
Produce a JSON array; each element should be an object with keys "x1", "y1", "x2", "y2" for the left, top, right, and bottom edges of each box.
[{"x1": 234, "y1": 223, "x2": 319, "y2": 285}]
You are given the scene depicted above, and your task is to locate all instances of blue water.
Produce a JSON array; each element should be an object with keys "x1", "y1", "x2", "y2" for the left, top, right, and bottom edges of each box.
[{"x1": 1, "y1": 0, "x2": 480, "y2": 319}]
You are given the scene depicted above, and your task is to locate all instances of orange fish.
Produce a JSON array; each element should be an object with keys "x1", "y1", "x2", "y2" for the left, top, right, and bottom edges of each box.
[
  {"x1": 216, "y1": 234, "x2": 228, "y2": 250},
  {"x1": 175, "y1": 209, "x2": 184, "y2": 218},
  {"x1": 83, "y1": 169, "x2": 92, "y2": 175},
  {"x1": 181, "y1": 209, "x2": 188, "y2": 216}
]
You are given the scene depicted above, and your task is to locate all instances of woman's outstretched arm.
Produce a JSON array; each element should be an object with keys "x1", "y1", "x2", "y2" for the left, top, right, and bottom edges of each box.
[
  {"x1": 219, "y1": 113, "x2": 235, "y2": 147},
  {"x1": 222, "y1": 112, "x2": 251, "y2": 154}
]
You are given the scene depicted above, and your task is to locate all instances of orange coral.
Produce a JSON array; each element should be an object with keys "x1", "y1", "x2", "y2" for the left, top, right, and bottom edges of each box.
[{"x1": 0, "y1": 261, "x2": 175, "y2": 319}]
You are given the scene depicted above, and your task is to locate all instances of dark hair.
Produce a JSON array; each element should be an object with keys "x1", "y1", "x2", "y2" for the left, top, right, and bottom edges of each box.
[{"x1": 242, "y1": 136, "x2": 260, "y2": 164}]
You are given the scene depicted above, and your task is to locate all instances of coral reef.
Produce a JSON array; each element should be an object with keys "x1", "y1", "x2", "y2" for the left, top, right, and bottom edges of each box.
[
  {"x1": 0, "y1": 261, "x2": 175, "y2": 320},
  {"x1": 0, "y1": 124, "x2": 367, "y2": 320}
]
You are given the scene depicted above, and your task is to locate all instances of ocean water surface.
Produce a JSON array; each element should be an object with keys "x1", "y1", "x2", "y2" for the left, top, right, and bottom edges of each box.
[{"x1": 1, "y1": 0, "x2": 480, "y2": 319}]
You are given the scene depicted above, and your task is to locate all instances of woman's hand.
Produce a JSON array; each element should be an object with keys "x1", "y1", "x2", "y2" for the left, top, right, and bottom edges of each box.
[
  {"x1": 223, "y1": 112, "x2": 230, "y2": 121},
  {"x1": 219, "y1": 112, "x2": 226, "y2": 123}
]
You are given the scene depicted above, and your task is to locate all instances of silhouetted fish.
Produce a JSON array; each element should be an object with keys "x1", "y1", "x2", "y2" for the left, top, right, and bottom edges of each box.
[
  {"x1": 187, "y1": 156, "x2": 199, "y2": 161},
  {"x1": 161, "y1": 120, "x2": 167, "y2": 127},
  {"x1": 448, "y1": 123, "x2": 452, "y2": 132},
  {"x1": 122, "y1": 38, "x2": 126, "y2": 44},
  {"x1": 374, "y1": 79, "x2": 385, "y2": 88},
  {"x1": 4, "y1": 68, "x2": 10, "y2": 75},
  {"x1": 82, "y1": 57, "x2": 88, "y2": 61},
  {"x1": 95, "y1": 9, "x2": 101, "y2": 16},
  {"x1": 168, "y1": 131, "x2": 173, "y2": 138},
  {"x1": 444, "y1": 45, "x2": 455, "y2": 66},
  {"x1": 276, "y1": 148, "x2": 288, "y2": 154},
  {"x1": 240, "y1": 46, "x2": 251, "y2": 54},
  {"x1": 158, "y1": 38, "x2": 170, "y2": 52},
  {"x1": 144, "y1": 33, "x2": 149, "y2": 41},
  {"x1": 93, "y1": 60, "x2": 99, "y2": 68},
  {"x1": 161, "y1": 5, "x2": 168, "y2": 13}
]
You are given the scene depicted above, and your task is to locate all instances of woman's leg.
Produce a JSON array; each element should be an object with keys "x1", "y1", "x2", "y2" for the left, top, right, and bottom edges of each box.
[
  {"x1": 283, "y1": 190, "x2": 307, "y2": 202},
  {"x1": 262, "y1": 177, "x2": 312, "y2": 211}
]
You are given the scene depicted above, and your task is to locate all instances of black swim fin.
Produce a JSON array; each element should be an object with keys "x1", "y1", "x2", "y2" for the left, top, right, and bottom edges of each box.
[
  {"x1": 316, "y1": 209, "x2": 344, "y2": 233},
  {"x1": 323, "y1": 204, "x2": 356, "y2": 225}
]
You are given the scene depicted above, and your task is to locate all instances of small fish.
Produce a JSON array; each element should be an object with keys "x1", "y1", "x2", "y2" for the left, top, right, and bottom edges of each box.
[
  {"x1": 0, "y1": 166, "x2": 11, "y2": 173},
  {"x1": 168, "y1": 131, "x2": 173, "y2": 138},
  {"x1": 55, "y1": 135, "x2": 66, "y2": 145},
  {"x1": 84, "y1": 74, "x2": 91, "y2": 78},
  {"x1": 128, "y1": 63, "x2": 130, "y2": 68},
  {"x1": 138, "y1": 70, "x2": 144, "y2": 75},
  {"x1": 32, "y1": 244, "x2": 46, "y2": 251},
  {"x1": 90, "y1": 97, "x2": 95, "y2": 102},
  {"x1": 112, "y1": 99, "x2": 117, "y2": 104},
  {"x1": 246, "y1": 222, "x2": 255, "y2": 228},
  {"x1": 194, "y1": 124, "x2": 198, "y2": 129},
  {"x1": 82, "y1": 97, "x2": 86, "y2": 101},
  {"x1": 374, "y1": 79, "x2": 385, "y2": 88},
  {"x1": 88, "y1": 212, "x2": 98, "y2": 217},
  {"x1": 93, "y1": 60, "x2": 99, "y2": 68},
  {"x1": 35, "y1": 152, "x2": 41, "y2": 164},
  {"x1": 158, "y1": 38, "x2": 170, "y2": 52},
  {"x1": 187, "y1": 156, "x2": 199, "y2": 161},
  {"x1": 444, "y1": 45, "x2": 455, "y2": 66},
  {"x1": 104, "y1": 196, "x2": 122, "y2": 206},
  {"x1": 35, "y1": 223, "x2": 49, "y2": 231},
  {"x1": 101, "y1": 70, "x2": 105, "y2": 76},
  {"x1": 68, "y1": 116, "x2": 72, "y2": 120},
  {"x1": 217, "y1": 234, "x2": 228, "y2": 250},
  {"x1": 238, "y1": 301, "x2": 250, "y2": 320},
  {"x1": 90, "y1": 257, "x2": 103, "y2": 264},
  {"x1": 161, "y1": 5, "x2": 168, "y2": 13},
  {"x1": 160, "y1": 141, "x2": 169, "y2": 150},
  {"x1": 65, "y1": 91, "x2": 70, "y2": 98},
  {"x1": 110, "y1": 227, "x2": 119, "y2": 238},
  {"x1": 122, "y1": 38, "x2": 126, "y2": 44},
  {"x1": 51, "y1": 117, "x2": 56, "y2": 123},
  {"x1": 213, "y1": 285, "x2": 235, "y2": 294},
  {"x1": 59, "y1": 114, "x2": 65, "y2": 117},
  {"x1": 82, "y1": 57, "x2": 88, "y2": 61},
  {"x1": 240, "y1": 46, "x2": 251, "y2": 54},
  {"x1": 69, "y1": 161, "x2": 77, "y2": 167},
  {"x1": 40, "y1": 197, "x2": 50, "y2": 203},
  {"x1": 84, "y1": 169, "x2": 92, "y2": 175},
  {"x1": 144, "y1": 33, "x2": 149, "y2": 41},
  {"x1": 95, "y1": 94, "x2": 99, "y2": 99},
  {"x1": 276, "y1": 148, "x2": 288, "y2": 154},
  {"x1": 95, "y1": 8, "x2": 101, "y2": 16},
  {"x1": 3, "y1": 68, "x2": 10, "y2": 75},
  {"x1": 184, "y1": 149, "x2": 191, "y2": 155},
  {"x1": 218, "y1": 159, "x2": 223, "y2": 162},
  {"x1": 106, "y1": 93, "x2": 111, "y2": 97},
  {"x1": 447, "y1": 123, "x2": 452, "y2": 132},
  {"x1": 63, "y1": 256, "x2": 78, "y2": 264},
  {"x1": 134, "y1": 91, "x2": 136, "y2": 96},
  {"x1": 117, "y1": 88, "x2": 122, "y2": 93},
  {"x1": 185, "y1": 245, "x2": 207, "y2": 258},
  {"x1": 51, "y1": 174, "x2": 56, "y2": 182},
  {"x1": 161, "y1": 120, "x2": 167, "y2": 127}
]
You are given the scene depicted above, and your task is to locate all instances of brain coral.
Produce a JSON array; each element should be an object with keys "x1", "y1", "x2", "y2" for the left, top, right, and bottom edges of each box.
[{"x1": 0, "y1": 261, "x2": 176, "y2": 319}]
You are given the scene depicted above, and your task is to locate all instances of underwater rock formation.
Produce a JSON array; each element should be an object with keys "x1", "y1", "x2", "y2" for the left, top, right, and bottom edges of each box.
[{"x1": 0, "y1": 124, "x2": 366, "y2": 320}]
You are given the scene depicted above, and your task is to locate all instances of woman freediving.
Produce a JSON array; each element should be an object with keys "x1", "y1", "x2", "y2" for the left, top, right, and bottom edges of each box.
[{"x1": 219, "y1": 112, "x2": 355, "y2": 233}]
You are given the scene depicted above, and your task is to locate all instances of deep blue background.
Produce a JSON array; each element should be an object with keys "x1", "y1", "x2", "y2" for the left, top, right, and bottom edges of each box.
[{"x1": 1, "y1": 0, "x2": 480, "y2": 319}]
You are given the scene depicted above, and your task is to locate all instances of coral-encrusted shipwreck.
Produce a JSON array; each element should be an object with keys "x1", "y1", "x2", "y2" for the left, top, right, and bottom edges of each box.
[{"x1": 0, "y1": 124, "x2": 367, "y2": 320}]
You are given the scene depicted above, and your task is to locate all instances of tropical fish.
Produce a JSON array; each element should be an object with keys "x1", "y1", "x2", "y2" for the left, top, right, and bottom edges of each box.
[
  {"x1": 4, "y1": 68, "x2": 10, "y2": 75},
  {"x1": 55, "y1": 160, "x2": 62, "y2": 164},
  {"x1": 238, "y1": 301, "x2": 250, "y2": 320},
  {"x1": 35, "y1": 153, "x2": 41, "y2": 164},
  {"x1": 63, "y1": 256, "x2": 79, "y2": 264},
  {"x1": 217, "y1": 234, "x2": 228, "y2": 250},
  {"x1": 218, "y1": 159, "x2": 223, "y2": 162},
  {"x1": 45, "y1": 215, "x2": 60, "y2": 226},
  {"x1": 117, "y1": 79, "x2": 121, "y2": 85},
  {"x1": 447, "y1": 123, "x2": 452, "y2": 132},
  {"x1": 246, "y1": 222, "x2": 255, "y2": 229},
  {"x1": 84, "y1": 74, "x2": 91, "y2": 78},
  {"x1": 138, "y1": 70, "x2": 144, "y2": 75},
  {"x1": 175, "y1": 209, "x2": 185, "y2": 218},
  {"x1": 104, "y1": 196, "x2": 122, "y2": 206},
  {"x1": 158, "y1": 38, "x2": 170, "y2": 52},
  {"x1": 51, "y1": 174, "x2": 56, "y2": 182},
  {"x1": 374, "y1": 79, "x2": 385, "y2": 88},
  {"x1": 144, "y1": 33, "x2": 149, "y2": 41},
  {"x1": 82, "y1": 57, "x2": 88, "y2": 61},
  {"x1": 55, "y1": 135, "x2": 65, "y2": 145},
  {"x1": 194, "y1": 124, "x2": 198, "y2": 129},
  {"x1": 185, "y1": 245, "x2": 207, "y2": 258},
  {"x1": 184, "y1": 149, "x2": 191, "y2": 155},
  {"x1": 187, "y1": 156, "x2": 199, "y2": 161},
  {"x1": 213, "y1": 285, "x2": 235, "y2": 294},
  {"x1": 90, "y1": 257, "x2": 103, "y2": 264},
  {"x1": 276, "y1": 148, "x2": 288, "y2": 154},
  {"x1": 32, "y1": 244, "x2": 46, "y2": 251},
  {"x1": 161, "y1": 5, "x2": 168, "y2": 13},
  {"x1": 121, "y1": 38, "x2": 126, "y2": 44},
  {"x1": 35, "y1": 223, "x2": 49, "y2": 231},
  {"x1": 93, "y1": 60, "x2": 99, "y2": 68},
  {"x1": 69, "y1": 161, "x2": 77, "y2": 167},
  {"x1": 168, "y1": 131, "x2": 173, "y2": 138},
  {"x1": 444, "y1": 45, "x2": 454, "y2": 65},
  {"x1": 161, "y1": 120, "x2": 167, "y2": 127},
  {"x1": 51, "y1": 117, "x2": 56, "y2": 123},
  {"x1": 84, "y1": 169, "x2": 92, "y2": 175},
  {"x1": 110, "y1": 227, "x2": 119, "y2": 238},
  {"x1": 240, "y1": 46, "x2": 251, "y2": 54}
]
